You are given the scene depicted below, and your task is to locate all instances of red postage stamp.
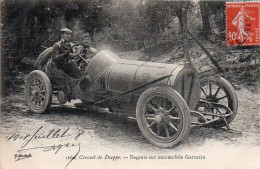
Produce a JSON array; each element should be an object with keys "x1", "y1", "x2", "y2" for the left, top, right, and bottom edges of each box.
[{"x1": 226, "y1": 1, "x2": 260, "y2": 46}]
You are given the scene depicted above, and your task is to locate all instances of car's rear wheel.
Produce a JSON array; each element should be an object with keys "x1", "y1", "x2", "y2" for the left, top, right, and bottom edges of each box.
[
  {"x1": 25, "y1": 70, "x2": 52, "y2": 114},
  {"x1": 198, "y1": 76, "x2": 238, "y2": 128},
  {"x1": 136, "y1": 86, "x2": 191, "y2": 147}
]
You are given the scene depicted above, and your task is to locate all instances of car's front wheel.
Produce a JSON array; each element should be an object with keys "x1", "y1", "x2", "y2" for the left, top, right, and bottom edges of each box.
[
  {"x1": 136, "y1": 86, "x2": 191, "y2": 147},
  {"x1": 25, "y1": 70, "x2": 52, "y2": 114}
]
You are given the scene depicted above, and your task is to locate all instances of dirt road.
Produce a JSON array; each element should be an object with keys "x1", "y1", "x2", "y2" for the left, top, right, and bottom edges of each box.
[{"x1": 1, "y1": 78, "x2": 259, "y2": 146}]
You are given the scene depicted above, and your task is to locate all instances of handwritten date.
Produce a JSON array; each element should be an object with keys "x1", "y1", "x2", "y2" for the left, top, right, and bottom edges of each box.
[
  {"x1": 6, "y1": 126, "x2": 84, "y2": 168},
  {"x1": 6, "y1": 126, "x2": 84, "y2": 148}
]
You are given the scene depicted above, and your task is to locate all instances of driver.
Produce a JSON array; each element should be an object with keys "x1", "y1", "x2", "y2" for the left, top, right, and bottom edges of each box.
[{"x1": 52, "y1": 28, "x2": 81, "y2": 78}]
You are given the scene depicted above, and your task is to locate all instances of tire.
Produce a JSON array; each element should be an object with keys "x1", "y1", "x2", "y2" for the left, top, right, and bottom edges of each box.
[
  {"x1": 25, "y1": 70, "x2": 52, "y2": 114},
  {"x1": 136, "y1": 86, "x2": 191, "y2": 148},
  {"x1": 199, "y1": 76, "x2": 238, "y2": 128}
]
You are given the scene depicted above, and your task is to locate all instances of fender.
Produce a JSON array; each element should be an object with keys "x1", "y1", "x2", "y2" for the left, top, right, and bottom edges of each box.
[{"x1": 35, "y1": 47, "x2": 53, "y2": 70}]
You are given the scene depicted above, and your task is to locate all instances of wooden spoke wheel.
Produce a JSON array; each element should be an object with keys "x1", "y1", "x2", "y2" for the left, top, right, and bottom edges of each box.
[
  {"x1": 136, "y1": 87, "x2": 191, "y2": 148},
  {"x1": 198, "y1": 76, "x2": 238, "y2": 128},
  {"x1": 25, "y1": 70, "x2": 52, "y2": 114}
]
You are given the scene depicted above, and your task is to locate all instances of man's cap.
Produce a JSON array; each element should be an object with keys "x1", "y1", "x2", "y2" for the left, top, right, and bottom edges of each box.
[
  {"x1": 61, "y1": 28, "x2": 72, "y2": 34},
  {"x1": 81, "y1": 33, "x2": 91, "y2": 39}
]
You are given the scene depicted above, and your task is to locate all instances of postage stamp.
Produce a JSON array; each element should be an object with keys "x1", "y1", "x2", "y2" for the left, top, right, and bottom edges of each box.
[{"x1": 226, "y1": 1, "x2": 260, "y2": 46}]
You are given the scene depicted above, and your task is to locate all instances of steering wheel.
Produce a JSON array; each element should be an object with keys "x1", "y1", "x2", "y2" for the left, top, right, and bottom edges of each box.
[
  {"x1": 69, "y1": 44, "x2": 83, "y2": 60},
  {"x1": 67, "y1": 44, "x2": 92, "y2": 73}
]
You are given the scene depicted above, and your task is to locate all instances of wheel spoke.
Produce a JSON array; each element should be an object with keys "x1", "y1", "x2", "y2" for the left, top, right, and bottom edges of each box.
[
  {"x1": 30, "y1": 85, "x2": 36, "y2": 91},
  {"x1": 146, "y1": 117, "x2": 155, "y2": 121},
  {"x1": 41, "y1": 85, "x2": 45, "y2": 91},
  {"x1": 31, "y1": 98, "x2": 35, "y2": 103},
  {"x1": 213, "y1": 87, "x2": 221, "y2": 97},
  {"x1": 39, "y1": 100, "x2": 43, "y2": 106},
  {"x1": 40, "y1": 93, "x2": 45, "y2": 98},
  {"x1": 30, "y1": 95, "x2": 34, "y2": 100},
  {"x1": 201, "y1": 88, "x2": 207, "y2": 96},
  {"x1": 217, "y1": 95, "x2": 228, "y2": 101},
  {"x1": 157, "y1": 125, "x2": 161, "y2": 136},
  {"x1": 144, "y1": 114, "x2": 155, "y2": 117},
  {"x1": 148, "y1": 121, "x2": 156, "y2": 128},
  {"x1": 164, "y1": 125, "x2": 170, "y2": 138},
  {"x1": 168, "y1": 122, "x2": 178, "y2": 132},
  {"x1": 147, "y1": 103, "x2": 157, "y2": 112},
  {"x1": 168, "y1": 115, "x2": 180, "y2": 120},
  {"x1": 166, "y1": 106, "x2": 175, "y2": 113},
  {"x1": 162, "y1": 97, "x2": 166, "y2": 109},
  {"x1": 32, "y1": 80, "x2": 36, "y2": 86},
  {"x1": 156, "y1": 97, "x2": 162, "y2": 108},
  {"x1": 216, "y1": 108, "x2": 222, "y2": 114},
  {"x1": 34, "y1": 81, "x2": 38, "y2": 87},
  {"x1": 211, "y1": 109, "x2": 215, "y2": 119},
  {"x1": 209, "y1": 83, "x2": 212, "y2": 96}
]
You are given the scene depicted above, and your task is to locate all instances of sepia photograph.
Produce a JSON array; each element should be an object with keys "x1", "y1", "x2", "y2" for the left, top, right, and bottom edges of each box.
[{"x1": 0, "y1": 0, "x2": 259, "y2": 169}]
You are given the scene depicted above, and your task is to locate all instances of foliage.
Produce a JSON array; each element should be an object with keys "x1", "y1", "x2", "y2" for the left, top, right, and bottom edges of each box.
[
  {"x1": 0, "y1": 0, "x2": 230, "y2": 62},
  {"x1": 1, "y1": 0, "x2": 258, "y2": 96}
]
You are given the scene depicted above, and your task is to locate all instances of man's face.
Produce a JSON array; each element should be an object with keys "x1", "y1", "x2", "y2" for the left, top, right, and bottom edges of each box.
[
  {"x1": 83, "y1": 37, "x2": 91, "y2": 45},
  {"x1": 62, "y1": 32, "x2": 72, "y2": 41}
]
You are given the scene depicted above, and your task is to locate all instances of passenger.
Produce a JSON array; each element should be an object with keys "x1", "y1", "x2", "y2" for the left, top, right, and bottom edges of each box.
[
  {"x1": 52, "y1": 28, "x2": 82, "y2": 79},
  {"x1": 81, "y1": 33, "x2": 98, "y2": 60},
  {"x1": 75, "y1": 33, "x2": 98, "y2": 71}
]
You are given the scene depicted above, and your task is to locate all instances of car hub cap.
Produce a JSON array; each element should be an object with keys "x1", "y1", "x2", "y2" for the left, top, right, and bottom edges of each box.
[
  {"x1": 144, "y1": 95, "x2": 183, "y2": 140},
  {"x1": 57, "y1": 90, "x2": 67, "y2": 104},
  {"x1": 29, "y1": 78, "x2": 46, "y2": 108}
]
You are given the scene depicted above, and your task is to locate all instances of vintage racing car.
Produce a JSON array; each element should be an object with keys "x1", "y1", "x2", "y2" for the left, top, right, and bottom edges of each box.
[{"x1": 25, "y1": 45, "x2": 238, "y2": 147}]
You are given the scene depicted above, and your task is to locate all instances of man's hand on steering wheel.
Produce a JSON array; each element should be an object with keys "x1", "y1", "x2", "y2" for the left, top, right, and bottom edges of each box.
[{"x1": 67, "y1": 44, "x2": 81, "y2": 60}]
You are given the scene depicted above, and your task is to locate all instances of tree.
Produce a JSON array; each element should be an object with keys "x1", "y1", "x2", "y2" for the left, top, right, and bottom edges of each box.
[
  {"x1": 181, "y1": 2, "x2": 191, "y2": 63},
  {"x1": 143, "y1": 1, "x2": 192, "y2": 61},
  {"x1": 200, "y1": 1, "x2": 211, "y2": 35}
]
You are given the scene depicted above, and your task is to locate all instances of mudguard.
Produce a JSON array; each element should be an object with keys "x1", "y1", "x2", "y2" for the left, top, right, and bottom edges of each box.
[{"x1": 35, "y1": 47, "x2": 53, "y2": 70}]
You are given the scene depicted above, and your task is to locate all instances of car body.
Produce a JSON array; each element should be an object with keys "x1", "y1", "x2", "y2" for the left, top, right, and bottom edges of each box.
[
  {"x1": 84, "y1": 50, "x2": 200, "y2": 113},
  {"x1": 25, "y1": 48, "x2": 238, "y2": 147}
]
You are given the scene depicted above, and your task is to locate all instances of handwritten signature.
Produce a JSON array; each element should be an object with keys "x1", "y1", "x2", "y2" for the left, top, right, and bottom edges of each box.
[
  {"x1": 17, "y1": 142, "x2": 81, "y2": 168},
  {"x1": 14, "y1": 153, "x2": 32, "y2": 162},
  {"x1": 6, "y1": 126, "x2": 84, "y2": 168}
]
